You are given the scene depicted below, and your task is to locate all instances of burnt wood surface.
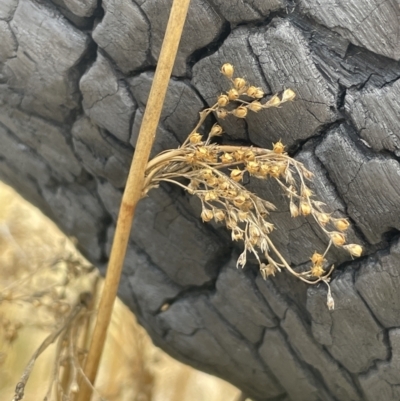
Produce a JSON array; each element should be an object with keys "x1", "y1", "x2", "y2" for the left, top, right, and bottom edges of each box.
[{"x1": 1, "y1": 1, "x2": 400, "y2": 400}]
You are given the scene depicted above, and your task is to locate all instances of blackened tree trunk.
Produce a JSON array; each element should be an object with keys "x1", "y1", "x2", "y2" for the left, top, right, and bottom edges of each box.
[{"x1": 1, "y1": 1, "x2": 400, "y2": 400}]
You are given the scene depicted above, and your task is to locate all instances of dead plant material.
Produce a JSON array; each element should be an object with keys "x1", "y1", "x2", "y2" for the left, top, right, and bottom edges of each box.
[{"x1": 143, "y1": 63, "x2": 363, "y2": 310}]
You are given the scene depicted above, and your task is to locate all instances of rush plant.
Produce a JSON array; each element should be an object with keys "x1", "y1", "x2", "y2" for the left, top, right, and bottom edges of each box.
[{"x1": 143, "y1": 63, "x2": 362, "y2": 309}]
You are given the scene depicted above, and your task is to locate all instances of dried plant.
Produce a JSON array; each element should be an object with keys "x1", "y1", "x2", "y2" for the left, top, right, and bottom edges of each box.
[{"x1": 143, "y1": 63, "x2": 362, "y2": 309}]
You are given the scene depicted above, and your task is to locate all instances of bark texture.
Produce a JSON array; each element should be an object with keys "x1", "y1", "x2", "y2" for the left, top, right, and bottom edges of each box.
[{"x1": 1, "y1": 1, "x2": 400, "y2": 400}]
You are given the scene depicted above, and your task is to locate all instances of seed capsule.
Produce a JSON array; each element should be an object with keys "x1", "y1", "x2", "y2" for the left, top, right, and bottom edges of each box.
[
  {"x1": 214, "y1": 209, "x2": 225, "y2": 222},
  {"x1": 216, "y1": 108, "x2": 228, "y2": 119},
  {"x1": 232, "y1": 106, "x2": 248, "y2": 118},
  {"x1": 246, "y1": 86, "x2": 259, "y2": 98},
  {"x1": 189, "y1": 132, "x2": 203, "y2": 144},
  {"x1": 281, "y1": 88, "x2": 296, "y2": 102},
  {"x1": 220, "y1": 153, "x2": 234, "y2": 163},
  {"x1": 230, "y1": 169, "x2": 243, "y2": 182},
  {"x1": 234, "y1": 77, "x2": 246, "y2": 90},
  {"x1": 246, "y1": 161, "x2": 260, "y2": 174},
  {"x1": 217, "y1": 94, "x2": 230, "y2": 107},
  {"x1": 204, "y1": 191, "x2": 218, "y2": 202},
  {"x1": 334, "y1": 219, "x2": 350, "y2": 231},
  {"x1": 311, "y1": 252, "x2": 325, "y2": 266},
  {"x1": 317, "y1": 213, "x2": 331, "y2": 226},
  {"x1": 201, "y1": 209, "x2": 213, "y2": 222},
  {"x1": 248, "y1": 101, "x2": 263, "y2": 112},
  {"x1": 311, "y1": 264, "x2": 325, "y2": 278},
  {"x1": 273, "y1": 140, "x2": 285, "y2": 154},
  {"x1": 227, "y1": 88, "x2": 239, "y2": 100},
  {"x1": 210, "y1": 124, "x2": 223, "y2": 137},
  {"x1": 300, "y1": 201, "x2": 311, "y2": 215},
  {"x1": 289, "y1": 202, "x2": 299, "y2": 217},
  {"x1": 260, "y1": 263, "x2": 277, "y2": 279},
  {"x1": 221, "y1": 63, "x2": 234, "y2": 78},
  {"x1": 330, "y1": 232, "x2": 346, "y2": 246},
  {"x1": 266, "y1": 95, "x2": 281, "y2": 107},
  {"x1": 233, "y1": 195, "x2": 246, "y2": 207},
  {"x1": 344, "y1": 244, "x2": 362, "y2": 257},
  {"x1": 244, "y1": 150, "x2": 255, "y2": 161},
  {"x1": 234, "y1": 150, "x2": 245, "y2": 161},
  {"x1": 231, "y1": 228, "x2": 243, "y2": 241}
]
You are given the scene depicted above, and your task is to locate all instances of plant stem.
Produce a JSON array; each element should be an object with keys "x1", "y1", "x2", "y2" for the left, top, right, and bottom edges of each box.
[{"x1": 76, "y1": 0, "x2": 192, "y2": 400}]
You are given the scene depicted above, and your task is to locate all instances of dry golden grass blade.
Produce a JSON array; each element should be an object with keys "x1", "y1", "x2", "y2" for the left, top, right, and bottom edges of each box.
[{"x1": 0, "y1": 181, "x2": 241, "y2": 401}]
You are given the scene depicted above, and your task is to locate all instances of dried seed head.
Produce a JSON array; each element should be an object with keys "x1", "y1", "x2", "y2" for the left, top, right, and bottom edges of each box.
[
  {"x1": 260, "y1": 263, "x2": 277, "y2": 279},
  {"x1": 311, "y1": 252, "x2": 325, "y2": 266},
  {"x1": 216, "y1": 108, "x2": 228, "y2": 119},
  {"x1": 218, "y1": 180, "x2": 230, "y2": 190},
  {"x1": 217, "y1": 94, "x2": 230, "y2": 107},
  {"x1": 246, "y1": 161, "x2": 260, "y2": 174},
  {"x1": 204, "y1": 191, "x2": 218, "y2": 202},
  {"x1": 221, "y1": 63, "x2": 234, "y2": 78},
  {"x1": 227, "y1": 88, "x2": 239, "y2": 100},
  {"x1": 234, "y1": 150, "x2": 245, "y2": 161},
  {"x1": 220, "y1": 153, "x2": 234, "y2": 163},
  {"x1": 189, "y1": 132, "x2": 203, "y2": 144},
  {"x1": 206, "y1": 176, "x2": 218, "y2": 186},
  {"x1": 259, "y1": 164, "x2": 270, "y2": 176},
  {"x1": 195, "y1": 146, "x2": 208, "y2": 160},
  {"x1": 226, "y1": 189, "x2": 238, "y2": 198},
  {"x1": 249, "y1": 224, "x2": 261, "y2": 238},
  {"x1": 330, "y1": 232, "x2": 346, "y2": 246},
  {"x1": 248, "y1": 101, "x2": 263, "y2": 112},
  {"x1": 232, "y1": 228, "x2": 243, "y2": 241},
  {"x1": 302, "y1": 187, "x2": 313, "y2": 198},
  {"x1": 226, "y1": 218, "x2": 237, "y2": 229},
  {"x1": 273, "y1": 140, "x2": 285, "y2": 154},
  {"x1": 266, "y1": 95, "x2": 281, "y2": 108},
  {"x1": 244, "y1": 200, "x2": 254, "y2": 210},
  {"x1": 281, "y1": 88, "x2": 296, "y2": 103},
  {"x1": 289, "y1": 202, "x2": 299, "y2": 217},
  {"x1": 246, "y1": 86, "x2": 264, "y2": 98},
  {"x1": 234, "y1": 77, "x2": 247, "y2": 90},
  {"x1": 269, "y1": 165, "x2": 280, "y2": 178},
  {"x1": 311, "y1": 264, "x2": 325, "y2": 278},
  {"x1": 244, "y1": 150, "x2": 255, "y2": 161},
  {"x1": 233, "y1": 195, "x2": 246, "y2": 207},
  {"x1": 200, "y1": 169, "x2": 214, "y2": 179},
  {"x1": 300, "y1": 201, "x2": 311, "y2": 216},
  {"x1": 334, "y1": 219, "x2": 350, "y2": 231},
  {"x1": 214, "y1": 209, "x2": 225, "y2": 222},
  {"x1": 344, "y1": 244, "x2": 363, "y2": 257},
  {"x1": 231, "y1": 169, "x2": 244, "y2": 182},
  {"x1": 246, "y1": 86, "x2": 259, "y2": 98},
  {"x1": 210, "y1": 123, "x2": 223, "y2": 137},
  {"x1": 201, "y1": 209, "x2": 213, "y2": 222},
  {"x1": 232, "y1": 106, "x2": 248, "y2": 118},
  {"x1": 317, "y1": 213, "x2": 331, "y2": 226}
]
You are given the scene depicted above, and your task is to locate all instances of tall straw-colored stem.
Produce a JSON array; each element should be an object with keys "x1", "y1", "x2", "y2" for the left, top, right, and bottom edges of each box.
[{"x1": 77, "y1": 1, "x2": 191, "y2": 399}]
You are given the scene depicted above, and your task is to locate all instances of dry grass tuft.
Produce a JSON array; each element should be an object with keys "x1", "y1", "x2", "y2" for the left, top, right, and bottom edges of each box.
[{"x1": 0, "y1": 182, "x2": 241, "y2": 401}]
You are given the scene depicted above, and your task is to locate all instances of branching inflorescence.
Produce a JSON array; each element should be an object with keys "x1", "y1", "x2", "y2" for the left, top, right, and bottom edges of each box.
[{"x1": 143, "y1": 63, "x2": 362, "y2": 309}]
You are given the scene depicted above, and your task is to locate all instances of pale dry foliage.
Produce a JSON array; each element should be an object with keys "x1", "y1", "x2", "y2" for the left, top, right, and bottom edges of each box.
[
  {"x1": 144, "y1": 63, "x2": 362, "y2": 309},
  {"x1": 0, "y1": 182, "x2": 240, "y2": 401}
]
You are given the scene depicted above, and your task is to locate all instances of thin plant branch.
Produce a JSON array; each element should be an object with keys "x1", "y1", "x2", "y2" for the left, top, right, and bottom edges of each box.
[
  {"x1": 12, "y1": 303, "x2": 83, "y2": 401},
  {"x1": 77, "y1": 0, "x2": 192, "y2": 399}
]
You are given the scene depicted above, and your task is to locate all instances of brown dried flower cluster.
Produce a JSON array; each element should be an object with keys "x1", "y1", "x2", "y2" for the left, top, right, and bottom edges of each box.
[{"x1": 144, "y1": 63, "x2": 363, "y2": 309}]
